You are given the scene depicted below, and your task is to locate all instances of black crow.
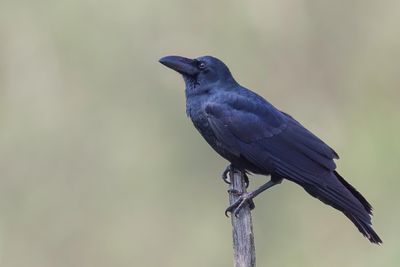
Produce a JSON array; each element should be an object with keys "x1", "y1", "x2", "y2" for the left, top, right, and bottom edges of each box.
[{"x1": 159, "y1": 55, "x2": 381, "y2": 244}]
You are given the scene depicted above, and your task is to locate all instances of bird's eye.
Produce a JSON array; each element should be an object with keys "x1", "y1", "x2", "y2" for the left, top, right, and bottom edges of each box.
[{"x1": 198, "y1": 62, "x2": 206, "y2": 70}]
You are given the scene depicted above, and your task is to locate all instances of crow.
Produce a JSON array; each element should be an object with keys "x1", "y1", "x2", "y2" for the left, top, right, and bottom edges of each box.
[{"x1": 159, "y1": 55, "x2": 381, "y2": 244}]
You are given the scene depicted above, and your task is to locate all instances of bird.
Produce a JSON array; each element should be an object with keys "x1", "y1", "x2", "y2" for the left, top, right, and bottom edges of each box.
[{"x1": 159, "y1": 55, "x2": 382, "y2": 244}]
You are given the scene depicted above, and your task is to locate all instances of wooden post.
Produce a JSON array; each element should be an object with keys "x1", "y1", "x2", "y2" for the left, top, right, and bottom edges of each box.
[{"x1": 228, "y1": 169, "x2": 256, "y2": 267}]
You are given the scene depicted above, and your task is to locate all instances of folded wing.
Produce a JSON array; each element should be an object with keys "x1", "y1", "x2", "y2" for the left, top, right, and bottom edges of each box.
[{"x1": 204, "y1": 95, "x2": 380, "y2": 243}]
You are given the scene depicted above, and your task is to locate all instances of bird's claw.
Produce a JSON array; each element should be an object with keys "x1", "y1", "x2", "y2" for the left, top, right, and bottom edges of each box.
[
  {"x1": 243, "y1": 173, "x2": 250, "y2": 188},
  {"x1": 225, "y1": 192, "x2": 255, "y2": 217},
  {"x1": 222, "y1": 164, "x2": 250, "y2": 188},
  {"x1": 221, "y1": 165, "x2": 233, "y2": 185},
  {"x1": 227, "y1": 189, "x2": 242, "y2": 195}
]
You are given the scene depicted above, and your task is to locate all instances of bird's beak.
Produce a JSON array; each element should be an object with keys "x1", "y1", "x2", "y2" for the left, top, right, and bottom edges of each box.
[{"x1": 159, "y1": 55, "x2": 199, "y2": 76}]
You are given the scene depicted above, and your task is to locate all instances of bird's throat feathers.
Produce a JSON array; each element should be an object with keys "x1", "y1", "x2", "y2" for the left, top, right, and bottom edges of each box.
[{"x1": 184, "y1": 75, "x2": 237, "y2": 99}]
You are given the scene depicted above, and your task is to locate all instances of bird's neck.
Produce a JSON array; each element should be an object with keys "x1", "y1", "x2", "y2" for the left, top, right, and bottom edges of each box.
[{"x1": 185, "y1": 92, "x2": 208, "y2": 118}]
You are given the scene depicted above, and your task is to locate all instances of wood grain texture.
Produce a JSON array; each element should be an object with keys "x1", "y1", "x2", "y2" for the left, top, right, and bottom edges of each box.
[{"x1": 228, "y1": 170, "x2": 256, "y2": 267}]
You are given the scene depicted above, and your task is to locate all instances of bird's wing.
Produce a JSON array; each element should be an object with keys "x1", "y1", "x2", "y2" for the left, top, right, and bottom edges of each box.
[
  {"x1": 205, "y1": 96, "x2": 365, "y2": 214},
  {"x1": 205, "y1": 95, "x2": 338, "y2": 174},
  {"x1": 205, "y1": 94, "x2": 380, "y2": 243}
]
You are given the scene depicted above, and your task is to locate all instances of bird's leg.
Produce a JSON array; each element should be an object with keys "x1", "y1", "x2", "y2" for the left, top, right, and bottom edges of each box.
[
  {"x1": 221, "y1": 164, "x2": 250, "y2": 188},
  {"x1": 225, "y1": 176, "x2": 283, "y2": 217}
]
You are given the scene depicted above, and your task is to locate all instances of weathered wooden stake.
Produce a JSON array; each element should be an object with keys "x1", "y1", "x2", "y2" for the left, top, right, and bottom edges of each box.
[{"x1": 228, "y1": 169, "x2": 256, "y2": 267}]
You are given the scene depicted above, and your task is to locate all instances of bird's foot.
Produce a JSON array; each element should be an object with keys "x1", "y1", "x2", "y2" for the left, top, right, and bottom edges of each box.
[
  {"x1": 221, "y1": 164, "x2": 250, "y2": 188},
  {"x1": 225, "y1": 190, "x2": 255, "y2": 217},
  {"x1": 221, "y1": 164, "x2": 234, "y2": 185}
]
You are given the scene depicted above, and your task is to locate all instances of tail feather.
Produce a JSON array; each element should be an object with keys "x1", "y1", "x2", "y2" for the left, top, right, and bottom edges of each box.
[
  {"x1": 334, "y1": 171, "x2": 373, "y2": 214},
  {"x1": 346, "y1": 213, "x2": 382, "y2": 244},
  {"x1": 301, "y1": 172, "x2": 382, "y2": 244},
  {"x1": 273, "y1": 158, "x2": 381, "y2": 244}
]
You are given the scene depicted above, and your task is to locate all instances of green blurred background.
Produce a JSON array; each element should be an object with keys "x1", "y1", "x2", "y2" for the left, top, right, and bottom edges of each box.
[{"x1": 0, "y1": 1, "x2": 399, "y2": 266}]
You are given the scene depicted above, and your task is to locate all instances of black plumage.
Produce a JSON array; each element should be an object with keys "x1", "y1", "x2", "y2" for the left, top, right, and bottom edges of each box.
[{"x1": 159, "y1": 55, "x2": 381, "y2": 244}]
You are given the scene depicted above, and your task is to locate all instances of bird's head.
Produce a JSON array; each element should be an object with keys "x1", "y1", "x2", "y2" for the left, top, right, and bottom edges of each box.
[{"x1": 159, "y1": 55, "x2": 236, "y2": 93}]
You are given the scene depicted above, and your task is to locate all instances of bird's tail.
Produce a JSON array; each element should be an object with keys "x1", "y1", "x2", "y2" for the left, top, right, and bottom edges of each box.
[
  {"x1": 344, "y1": 212, "x2": 382, "y2": 244},
  {"x1": 303, "y1": 171, "x2": 382, "y2": 244},
  {"x1": 334, "y1": 171, "x2": 382, "y2": 244}
]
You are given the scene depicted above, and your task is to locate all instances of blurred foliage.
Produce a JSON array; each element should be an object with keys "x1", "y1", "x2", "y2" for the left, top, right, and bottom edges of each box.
[{"x1": 0, "y1": 0, "x2": 399, "y2": 266}]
